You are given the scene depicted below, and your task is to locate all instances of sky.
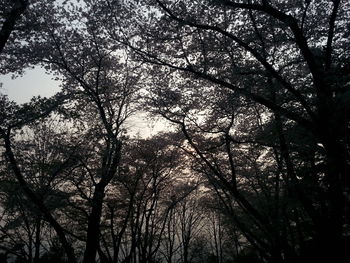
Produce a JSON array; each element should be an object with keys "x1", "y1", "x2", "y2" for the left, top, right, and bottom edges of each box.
[
  {"x1": 0, "y1": 67, "x2": 168, "y2": 137},
  {"x1": 0, "y1": 67, "x2": 61, "y2": 104}
]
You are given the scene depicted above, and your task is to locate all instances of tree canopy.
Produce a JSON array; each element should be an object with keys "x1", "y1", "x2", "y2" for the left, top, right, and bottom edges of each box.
[{"x1": 0, "y1": 1, "x2": 349, "y2": 263}]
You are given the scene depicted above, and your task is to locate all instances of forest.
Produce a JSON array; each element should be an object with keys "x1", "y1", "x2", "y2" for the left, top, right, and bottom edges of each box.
[{"x1": 0, "y1": 0, "x2": 349, "y2": 262}]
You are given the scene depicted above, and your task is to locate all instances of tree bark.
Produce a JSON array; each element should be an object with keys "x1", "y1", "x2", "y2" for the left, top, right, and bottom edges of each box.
[{"x1": 82, "y1": 183, "x2": 106, "y2": 263}]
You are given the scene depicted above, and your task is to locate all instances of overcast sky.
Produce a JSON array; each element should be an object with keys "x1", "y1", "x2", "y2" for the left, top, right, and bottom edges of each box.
[
  {"x1": 0, "y1": 67, "x2": 168, "y2": 137},
  {"x1": 0, "y1": 67, "x2": 61, "y2": 104}
]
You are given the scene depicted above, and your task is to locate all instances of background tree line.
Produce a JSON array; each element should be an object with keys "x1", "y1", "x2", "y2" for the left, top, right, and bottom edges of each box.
[{"x1": 0, "y1": 0, "x2": 349, "y2": 262}]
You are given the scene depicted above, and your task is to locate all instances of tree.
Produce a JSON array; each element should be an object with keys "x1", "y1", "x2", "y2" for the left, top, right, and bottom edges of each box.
[
  {"x1": 1, "y1": 1, "x2": 140, "y2": 262},
  {"x1": 0, "y1": 93, "x2": 79, "y2": 263},
  {"x1": 0, "y1": 119, "x2": 79, "y2": 263},
  {"x1": 98, "y1": 0, "x2": 350, "y2": 261},
  {"x1": 1, "y1": 0, "x2": 350, "y2": 262}
]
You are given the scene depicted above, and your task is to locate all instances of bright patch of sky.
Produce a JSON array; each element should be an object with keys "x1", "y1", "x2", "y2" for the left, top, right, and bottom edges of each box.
[
  {"x1": 0, "y1": 67, "x2": 61, "y2": 104},
  {"x1": 125, "y1": 112, "x2": 171, "y2": 138},
  {"x1": 0, "y1": 67, "x2": 169, "y2": 138}
]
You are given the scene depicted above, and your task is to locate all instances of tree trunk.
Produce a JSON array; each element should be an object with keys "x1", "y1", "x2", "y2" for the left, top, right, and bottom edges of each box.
[
  {"x1": 0, "y1": 0, "x2": 28, "y2": 53},
  {"x1": 82, "y1": 183, "x2": 106, "y2": 263},
  {"x1": 34, "y1": 217, "x2": 41, "y2": 263}
]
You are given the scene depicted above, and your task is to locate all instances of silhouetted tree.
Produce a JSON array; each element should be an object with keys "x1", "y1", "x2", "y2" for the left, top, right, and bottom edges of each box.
[{"x1": 99, "y1": 0, "x2": 350, "y2": 262}]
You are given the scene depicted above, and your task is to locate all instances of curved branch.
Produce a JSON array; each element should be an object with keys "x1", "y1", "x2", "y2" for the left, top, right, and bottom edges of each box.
[
  {"x1": 213, "y1": 0, "x2": 324, "y2": 92},
  {"x1": 139, "y1": 47, "x2": 312, "y2": 129},
  {"x1": 0, "y1": 0, "x2": 28, "y2": 53},
  {"x1": 0, "y1": 128, "x2": 77, "y2": 263},
  {"x1": 155, "y1": 0, "x2": 316, "y2": 120}
]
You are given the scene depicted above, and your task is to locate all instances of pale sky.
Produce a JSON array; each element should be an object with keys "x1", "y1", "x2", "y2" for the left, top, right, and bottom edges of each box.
[
  {"x1": 0, "y1": 67, "x2": 168, "y2": 137},
  {"x1": 0, "y1": 67, "x2": 61, "y2": 104}
]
